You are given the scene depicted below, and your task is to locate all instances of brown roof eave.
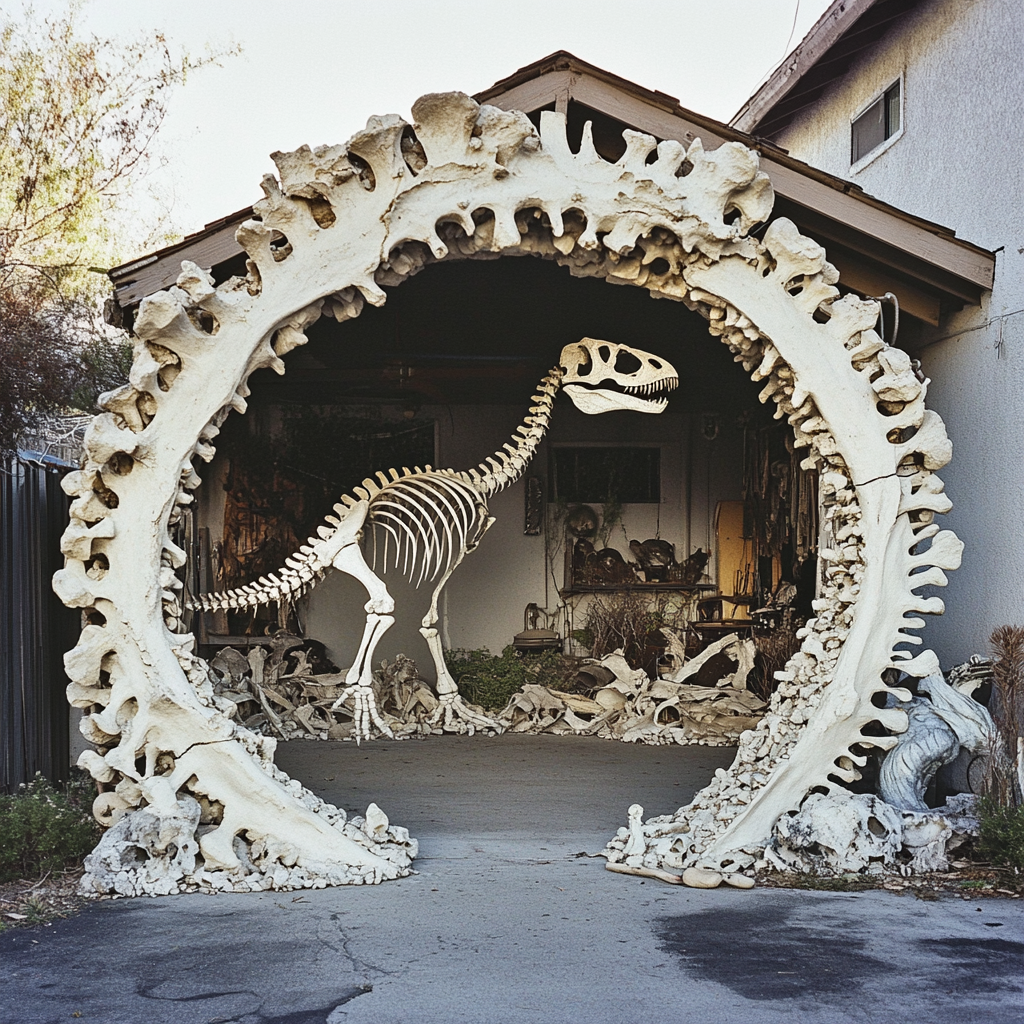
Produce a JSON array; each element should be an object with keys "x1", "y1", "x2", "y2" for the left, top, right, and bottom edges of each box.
[
  {"x1": 108, "y1": 48, "x2": 993, "y2": 312},
  {"x1": 731, "y1": 0, "x2": 922, "y2": 135}
]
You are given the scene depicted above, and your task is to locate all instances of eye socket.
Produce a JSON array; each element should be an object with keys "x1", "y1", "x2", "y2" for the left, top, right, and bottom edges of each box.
[
  {"x1": 614, "y1": 350, "x2": 642, "y2": 375},
  {"x1": 598, "y1": 345, "x2": 611, "y2": 363}
]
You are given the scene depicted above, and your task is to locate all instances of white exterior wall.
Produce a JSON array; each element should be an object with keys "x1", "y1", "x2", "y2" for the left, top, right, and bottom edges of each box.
[{"x1": 770, "y1": 0, "x2": 1024, "y2": 665}]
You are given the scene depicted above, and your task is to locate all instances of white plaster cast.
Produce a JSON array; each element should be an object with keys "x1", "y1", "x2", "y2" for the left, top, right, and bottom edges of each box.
[
  {"x1": 55, "y1": 90, "x2": 958, "y2": 894},
  {"x1": 765, "y1": 790, "x2": 905, "y2": 875},
  {"x1": 878, "y1": 655, "x2": 994, "y2": 813}
]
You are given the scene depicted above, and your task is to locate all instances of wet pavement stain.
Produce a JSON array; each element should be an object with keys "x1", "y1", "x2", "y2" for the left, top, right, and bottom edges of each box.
[
  {"x1": 916, "y1": 937, "x2": 1024, "y2": 994},
  {"x1": 655, "y1": 904, "x2": 893, "y2": 1001}
]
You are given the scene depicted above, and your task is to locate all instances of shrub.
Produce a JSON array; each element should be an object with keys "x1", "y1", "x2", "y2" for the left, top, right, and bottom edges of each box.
[
  {"x1": 976, "y1": 797, "x2": 1024, "y2": 871},
  {"x1": 0, "y1": 772, "x2": 100, "y2": 882},
  {"x1": 445, "y1": 646, "x2": 577, "y2": 710}
]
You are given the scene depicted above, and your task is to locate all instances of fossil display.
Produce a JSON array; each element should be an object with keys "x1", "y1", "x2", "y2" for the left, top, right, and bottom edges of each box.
[
  {"x1": 196, "y1": 337, "x2": 678, "y2": 740},
  {"x1": 56, "y1": 90, "x2": 961, "y2": 894}
]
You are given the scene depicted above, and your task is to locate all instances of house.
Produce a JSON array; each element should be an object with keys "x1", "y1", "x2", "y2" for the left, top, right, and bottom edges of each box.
[
  {"x1": 59, "y1": 19, "x2": 1007, "y2": 891},
  {"x1": 104, "y1": 43, "x2": 996, "y2": 677},
  {"x1": 733, "y1": 0, "x2": 1024, "y2": 666}
]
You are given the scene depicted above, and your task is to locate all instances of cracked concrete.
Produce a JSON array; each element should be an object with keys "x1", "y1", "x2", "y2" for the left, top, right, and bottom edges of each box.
[{"x1": 2, "y1": 736, "x2": 1021, "y2": 1023}]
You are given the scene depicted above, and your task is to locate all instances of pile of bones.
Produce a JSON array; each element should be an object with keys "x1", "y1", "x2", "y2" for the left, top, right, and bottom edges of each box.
[{"x1": 207, "y1": 631, "x2": 766, "y2": 747}]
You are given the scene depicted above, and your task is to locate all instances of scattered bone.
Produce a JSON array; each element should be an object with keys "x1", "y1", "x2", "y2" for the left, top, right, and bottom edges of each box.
[
  {"x1": 682, "y1": 867, "x2": 724, "y2": 889},
  {"x1": 495, "y1": 649, "x2": 766, "y2": 746},
  {"x1": 723, "y1": 871, "x2": 756, "y2": 889},
  {"x1": 604, "y1": 862, "x2": 683, "y2": 885}
]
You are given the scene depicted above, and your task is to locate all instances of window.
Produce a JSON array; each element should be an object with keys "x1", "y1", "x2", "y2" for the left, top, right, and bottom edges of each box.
[
  {"x1": 549, "y1": 447, "x2": 660, "y2": 504},
  {"x1": 851, "y1": 80, "x2": 901, "y2": 165}
]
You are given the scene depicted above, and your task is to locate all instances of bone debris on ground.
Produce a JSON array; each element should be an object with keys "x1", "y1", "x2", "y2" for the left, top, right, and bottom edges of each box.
[
  {"x1": 212, "y1": 640, "x2": 767, "y2": 750},
  {"x1": 206, "y1": 639, "x2": 470, "y2": 742},
  {"x1": 499, "y1": 645, "x2": 765, "y2": 746},
  {"x1": 603, "y1": 657, "x2": 994, "y2": 886}
]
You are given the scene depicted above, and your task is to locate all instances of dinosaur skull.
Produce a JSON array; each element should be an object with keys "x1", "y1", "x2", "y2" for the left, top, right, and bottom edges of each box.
[{"x1": 560, "y1": 338, "x2": 678, "y2": 414}]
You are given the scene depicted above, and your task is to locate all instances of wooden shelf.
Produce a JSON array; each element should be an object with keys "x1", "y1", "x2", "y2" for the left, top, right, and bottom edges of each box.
[{"x1": 560, "y1": 582, "x2": 717, "y2": 597}]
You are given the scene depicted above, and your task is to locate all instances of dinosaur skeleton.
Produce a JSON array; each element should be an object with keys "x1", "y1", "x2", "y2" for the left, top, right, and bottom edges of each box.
[{"x1": 197, "y1": 339, "x2": 679, "y2": 740}]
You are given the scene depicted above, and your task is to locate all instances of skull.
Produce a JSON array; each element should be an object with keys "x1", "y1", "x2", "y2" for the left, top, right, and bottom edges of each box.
[
  {"x1": 766, "y1": 790, "x2": 904, "y2": 875},
  {"x1": 559, "y1": 338, "x2": 678, "y2": 415}
]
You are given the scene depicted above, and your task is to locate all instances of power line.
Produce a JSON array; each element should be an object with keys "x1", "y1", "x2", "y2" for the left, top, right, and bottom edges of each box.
[{"x1": 913, "y1": 307, "x2": 1024, "y2": 353}]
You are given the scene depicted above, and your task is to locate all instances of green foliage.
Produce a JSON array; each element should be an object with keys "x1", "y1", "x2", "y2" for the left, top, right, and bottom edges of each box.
[
  {"x1": 595, "y1": 497, "x2": 623, "y2": 550},
  {"x1": 0, "y1": 772, "x2": 100, "y2": 883},
  {"x1": 445, "y1": 646, "x2": 577, "y2": 710},
  {"x1": 68, "y1": 334, "x2": 133, "y2": 412},
  {"x1": 976, "y1": 798, "x2": 1024, "y2": 871},
  {"x1": 0, "y1": 4, "x2": 228, "y2": 302}
]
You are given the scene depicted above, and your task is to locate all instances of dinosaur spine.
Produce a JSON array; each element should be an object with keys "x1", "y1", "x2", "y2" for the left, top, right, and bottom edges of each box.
[{"x1": 462, "y1": 367, "x2": 562, "y2": 498}]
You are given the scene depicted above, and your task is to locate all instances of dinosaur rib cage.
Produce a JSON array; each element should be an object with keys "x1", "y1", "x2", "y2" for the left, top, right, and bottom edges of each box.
[
  {"x1": 367, "y1": 470, "x2": 488, "y2": 585},
  {"x1": 195, "y1": 467, "x2": 489, "y2": 613}
]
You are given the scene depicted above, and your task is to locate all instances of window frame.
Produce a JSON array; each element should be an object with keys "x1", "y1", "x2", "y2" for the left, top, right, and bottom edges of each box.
[
  {"x1": 547, "y1": 442, "x2": 662, "y2": 505},
  {"x1": 849, "y1": 76, "x2": 904, "y2": 173}
]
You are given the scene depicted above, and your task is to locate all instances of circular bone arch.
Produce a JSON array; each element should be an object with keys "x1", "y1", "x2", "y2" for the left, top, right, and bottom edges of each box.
[{"x1": 55, "y1": 92, "x2": 961, "y2": 895}]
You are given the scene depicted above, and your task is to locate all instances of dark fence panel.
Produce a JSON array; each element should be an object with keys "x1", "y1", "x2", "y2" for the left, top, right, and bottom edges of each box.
[{"x1": 1, "y1": 454, "x2": 79, "y2": 791}]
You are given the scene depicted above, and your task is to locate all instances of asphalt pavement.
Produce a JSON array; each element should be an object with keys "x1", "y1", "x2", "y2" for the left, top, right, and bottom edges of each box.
[{"x1": 1, "y1": 735, "x2": 1020, "y2": 1024}]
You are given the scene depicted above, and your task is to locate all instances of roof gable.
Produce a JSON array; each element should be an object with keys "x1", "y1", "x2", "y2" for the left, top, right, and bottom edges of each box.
[
  {"x1": 108, "y1": 48, "x2": 992, "y2": 330},
  {"x1": 731, "y1": 0, "x2": 923, "y2": 137}
]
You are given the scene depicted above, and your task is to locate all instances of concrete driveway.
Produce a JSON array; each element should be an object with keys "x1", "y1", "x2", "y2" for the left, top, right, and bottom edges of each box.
[{"x1": 2, "y1": 735, "x2": 1020, "y2": 1024}]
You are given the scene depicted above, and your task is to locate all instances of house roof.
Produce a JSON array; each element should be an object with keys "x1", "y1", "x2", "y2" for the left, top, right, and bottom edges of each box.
[
  {"x1": 731, "y1": 0, "x2": 922, "y2": 137},
  {"x1": 108, "y1": 47, "x2": 993, "y2": 329}
]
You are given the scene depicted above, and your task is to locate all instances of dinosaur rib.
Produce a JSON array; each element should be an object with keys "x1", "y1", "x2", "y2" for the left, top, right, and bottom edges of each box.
[{"x1": 194, "y1": 367, "x2": 564, "y2": 613}]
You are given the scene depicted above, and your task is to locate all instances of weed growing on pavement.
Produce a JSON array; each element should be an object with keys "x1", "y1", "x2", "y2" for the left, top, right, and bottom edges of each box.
[{"x1": 976, "y1": 798, "x2": 1024, "y2": 871}]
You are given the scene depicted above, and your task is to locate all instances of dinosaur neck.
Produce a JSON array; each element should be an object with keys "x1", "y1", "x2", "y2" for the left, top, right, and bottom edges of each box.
[{"x1": 472, "y1": 367, "x2": 562, "y2": 498}]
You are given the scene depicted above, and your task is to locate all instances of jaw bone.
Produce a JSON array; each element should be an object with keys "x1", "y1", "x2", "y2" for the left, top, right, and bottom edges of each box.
[{"x1": 563, "y1": 385, "x2": 669, "y2": 415}]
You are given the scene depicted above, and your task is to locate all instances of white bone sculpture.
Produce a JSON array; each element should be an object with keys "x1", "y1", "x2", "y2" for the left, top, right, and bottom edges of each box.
[
  {"x1": 195, "y1": 338, "x2": 678, "y2": 740},
  {"x1": 55, "y1": 90, "x2": 961, "y2": 894}
]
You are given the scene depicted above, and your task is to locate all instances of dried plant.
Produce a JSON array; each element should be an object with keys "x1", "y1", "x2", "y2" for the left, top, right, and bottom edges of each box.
[
  {"x1": 752, "y1": 628, "x2": 801, "y2": 701},
  {"x1": 583, "y1": 592, "x2": 687, "y2": 674},
  {"x1": 984, "y1": 625, "x2": 1024, "y2": 807}
]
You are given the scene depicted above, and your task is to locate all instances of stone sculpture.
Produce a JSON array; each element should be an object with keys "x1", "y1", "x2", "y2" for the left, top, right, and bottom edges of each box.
[
  {"x1": 197, "y1": 338, "x2": 678, "y2": 740},
  {"x1": 56, "y1": 89, "x2": 960, "y2": 894}
]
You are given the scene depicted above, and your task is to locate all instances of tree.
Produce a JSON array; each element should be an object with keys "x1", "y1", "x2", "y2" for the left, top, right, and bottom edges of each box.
[{"x1": 0, "y1": 2, "x2": 230, "y2": 455}]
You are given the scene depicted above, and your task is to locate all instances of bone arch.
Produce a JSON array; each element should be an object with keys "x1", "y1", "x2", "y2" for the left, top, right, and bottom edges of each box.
[{"x1": 55, "y1": 91, "x2": 960, "y2": 893}]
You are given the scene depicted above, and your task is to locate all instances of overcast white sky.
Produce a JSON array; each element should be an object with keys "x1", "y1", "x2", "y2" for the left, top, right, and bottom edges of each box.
[{"x1": 30, "y1": 0, "x2": 834, "y2": 257}]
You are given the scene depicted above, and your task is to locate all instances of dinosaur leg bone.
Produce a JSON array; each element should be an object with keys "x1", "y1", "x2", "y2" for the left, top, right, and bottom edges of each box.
[
  {"x1": 329, "y1": 539, "x2": 396, "y2": 741},
  {"x1": 420, "y1": 525, "x2": 504, "y2": 735}
]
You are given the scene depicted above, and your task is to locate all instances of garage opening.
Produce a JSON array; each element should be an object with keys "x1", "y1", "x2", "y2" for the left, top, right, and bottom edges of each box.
[{"x1": 186, "y1": 254, "x2": 818, "y2": 750}]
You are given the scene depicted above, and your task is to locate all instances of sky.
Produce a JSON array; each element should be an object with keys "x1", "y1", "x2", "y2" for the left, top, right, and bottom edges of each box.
[{"x1": 28, "y1": 0, "x2": 835, "y2": 258}]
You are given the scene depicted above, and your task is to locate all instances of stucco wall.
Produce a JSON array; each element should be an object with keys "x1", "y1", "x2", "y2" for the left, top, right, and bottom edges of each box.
[{"x1": 771, "y1": 0, "x2": 1024, "y2": 665}]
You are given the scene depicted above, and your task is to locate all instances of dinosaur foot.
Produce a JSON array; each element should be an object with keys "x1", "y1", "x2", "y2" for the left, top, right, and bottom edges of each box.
[
  {"x1": 331, "y1": 683, "x2": 395, "y2": 743},
  {"x1": 428, "y1": 693, "x2": 504, "y2": 736}
]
